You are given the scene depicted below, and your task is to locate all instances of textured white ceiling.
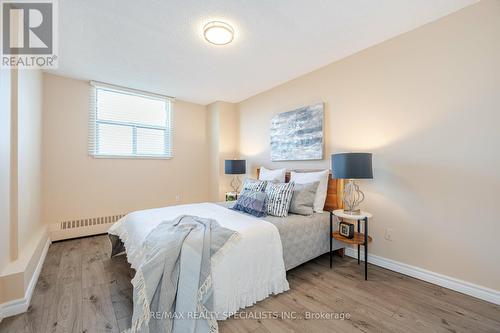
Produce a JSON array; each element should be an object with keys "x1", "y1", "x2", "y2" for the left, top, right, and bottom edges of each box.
[{"x1": 47, "y1": 0, "x2": 478, "y2": 104}]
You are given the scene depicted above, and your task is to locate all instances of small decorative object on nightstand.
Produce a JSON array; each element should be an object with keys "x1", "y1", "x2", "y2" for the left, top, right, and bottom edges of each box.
[
  {"x1": 339, "y1": 221, "x2": 354, "y2": 238},
  {"x1": 329, "y1": 209, "x2": 372, "y2": 280},
  {"x1": 224, "y1": 159, "x2": 246, "y2": 193},
  {"x1": 225, "y1": 191, "x2": 238, "y2": 202}
]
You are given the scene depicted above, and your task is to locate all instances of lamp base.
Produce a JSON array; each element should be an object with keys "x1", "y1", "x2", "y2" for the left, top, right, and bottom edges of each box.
[
  {"x1": 343, "y1": 208, "x2": 361, "y2": 215},
  {"x1": 230, "y1": 176, "x2": 241, "y2": 193},
  {"x1": 342, "y1": 179, "x2": 365, "y2": 215}
]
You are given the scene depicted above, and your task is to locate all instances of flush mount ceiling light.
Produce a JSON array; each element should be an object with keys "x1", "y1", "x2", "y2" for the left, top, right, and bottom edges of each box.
[{"x1": 203, "y1": 21, "x2": 234, "y2": 45}]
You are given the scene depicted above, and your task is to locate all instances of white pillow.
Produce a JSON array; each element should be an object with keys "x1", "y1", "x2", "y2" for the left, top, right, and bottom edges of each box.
[
  {"x1": 290, "y1": 170, "x2": 329, "y2": 212},
  {"x1": 259, "y1": 167, "x2": 286, "y2": 183}
]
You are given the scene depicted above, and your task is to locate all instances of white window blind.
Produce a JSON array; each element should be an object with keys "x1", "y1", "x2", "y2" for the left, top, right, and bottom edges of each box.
[{"x1": 89, "y1": 82, "x2": 173, "y2": 158}]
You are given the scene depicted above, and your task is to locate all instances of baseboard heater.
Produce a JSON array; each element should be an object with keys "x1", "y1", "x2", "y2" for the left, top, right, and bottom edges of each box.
[{"x1": 49, "y1": 214, "x2": 125, "y2": 241}]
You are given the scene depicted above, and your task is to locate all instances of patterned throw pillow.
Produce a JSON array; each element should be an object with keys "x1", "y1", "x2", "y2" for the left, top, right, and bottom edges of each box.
[
  {"x1": 265, "y1": 181, "x2": 295, "y2": 217},
  {"x1": 242, "y1": 178, "x2": 267, "y2": 192},
  {"x1": 232, "y1": 189, "x2": 268, "y2": 217}
]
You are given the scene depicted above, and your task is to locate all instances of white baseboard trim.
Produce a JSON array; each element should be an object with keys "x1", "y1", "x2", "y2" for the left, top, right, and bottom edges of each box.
[
  {"x1": 0, "y1": 237, "x2": 51, "y2": 321},
  {"x1": 344, "y1": 247, "x2": 500, "y2": 305}
]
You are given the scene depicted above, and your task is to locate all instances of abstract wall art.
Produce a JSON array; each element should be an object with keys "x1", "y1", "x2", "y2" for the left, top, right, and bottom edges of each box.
[{"x1": 270, "y1": 103, "x2": 324, "y2": 161}]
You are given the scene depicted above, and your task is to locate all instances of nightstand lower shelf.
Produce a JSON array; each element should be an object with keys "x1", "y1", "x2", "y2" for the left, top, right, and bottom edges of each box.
[
  {"x1": 332, "y1": 231, "x2": 372, "y2": 245},
  {"x1": 330, "y1": 211, "x2": 372, "y2": 280}
]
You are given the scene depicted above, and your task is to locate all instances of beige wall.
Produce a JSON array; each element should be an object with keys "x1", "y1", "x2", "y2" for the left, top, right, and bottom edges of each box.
[
  {"x1": 0, "y1": 69, "x2": 48, "y2": 305},
  {"x1": 42, "y1": 74, "x2": 211, "y2": 225},
  {"x1": 0, "y1": 69, "x2": 12, "y2": 272},
  {"x1": 207, "y1": 101, "x2": 239, "y2": 201},
  {"x1": 207, "y1": 103, "x2": 220, "y2": 201},
  {"x1": 17, "y1": 70, "x2": 45, "y2": 251},
  {"x1": 238, "y1": 0, "x2": 500, "y2": 291}
]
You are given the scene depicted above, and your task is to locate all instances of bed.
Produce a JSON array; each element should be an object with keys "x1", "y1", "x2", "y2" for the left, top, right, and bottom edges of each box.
[
  {"x1": 246, "y1": 205, "x2": 343, "y2": 270},
  {"x1": 254, "y1": 168, "x2": 346, "y2": 270},
  {"x1": 108, "y1": 170, "x2": 344, "y2": 319}
]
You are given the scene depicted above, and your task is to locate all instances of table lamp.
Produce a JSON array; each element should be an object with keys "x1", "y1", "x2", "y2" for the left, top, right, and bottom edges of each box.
[
  {"x1": 331, "y1": 153, "x2": 373, "y2": 215},
  {"x1": 224, "y1": 159, "x2": 246, "y2": 193}
]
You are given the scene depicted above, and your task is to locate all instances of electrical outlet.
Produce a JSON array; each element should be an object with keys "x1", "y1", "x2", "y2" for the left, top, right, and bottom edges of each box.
[
  {"x1": 175, "y1": 194, "x2": 181, "y2": 202},
  {"x1": 384, "y1": 228, "x2": 393, "y2": 241}
]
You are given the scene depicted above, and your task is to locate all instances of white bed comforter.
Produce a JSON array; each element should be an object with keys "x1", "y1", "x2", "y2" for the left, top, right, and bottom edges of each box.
[{"x1": 108, "y1": 202, "x2": 289, "y2": 319}]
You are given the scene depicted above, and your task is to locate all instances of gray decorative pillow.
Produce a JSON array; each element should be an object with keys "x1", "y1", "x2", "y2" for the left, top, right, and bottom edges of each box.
[
  {"x1": 232, "y1": 189, "x2": 268, "y2": 217},
  {"x1": 289, "y1": 181, "x2": 320, "y2": 216},
  {"x1": 265, "y1": 181, "x2": 295, "y2": 217},
  {"x1": 242, "y1": 178, "x2": 267, "y2": 192}
]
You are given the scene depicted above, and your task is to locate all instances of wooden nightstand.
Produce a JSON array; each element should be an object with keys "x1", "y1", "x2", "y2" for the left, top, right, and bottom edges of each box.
[{"x1": 330, "y1": 209, "x2": 372, "y2": 280}]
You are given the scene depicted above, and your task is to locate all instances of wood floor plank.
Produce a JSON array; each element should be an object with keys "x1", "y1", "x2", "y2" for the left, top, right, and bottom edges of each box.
[
  {"x1": 117, "y1": 316, "x2": 132, "y2": 332},
  {"x1": 81, "y1": 235, "x2": 112, "y2": 260},
  {"x1": 24, "y1": 273, "x2": 58, "y2": 333},
  {"x1": 104, "y1": 254, "x2": 134, "y2": 293},
  {"x1": 280, "y1": 279, "x2": 391, "y2": 332},
  {"x1": 56, "y1": 238, "x2": 83, "y2": 286},
  {"x1": 82, "y1": 284, "x2": 119, "y2": 333},
  {"x1": 110, "y1": 287, "x2": 133, "y2": 321},
  {"x1": 368, "y1": 271, "x2": 500, "y2": 332},
  {"x1": 0, "y1": 315, "x2": 32, "y2": 333},
  {"x1": 82, "y1": 253, "x2": 108, "y2": 289},
  {"x1": 1, "y1": 236, "x2": 499, "y2": 333},
  {"x1": 44, "y1": 282, "x2": 82, "y2": 333},
  {"x1": 219, "y1": 320, "x2": 260, "y2": 333},
  {"x1": 39, "y1": 241, "x2": 65, "y2": 278}
]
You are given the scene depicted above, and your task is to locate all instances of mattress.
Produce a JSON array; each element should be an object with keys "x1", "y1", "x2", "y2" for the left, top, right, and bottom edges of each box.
[{"x1": 219, "y1": 202, "x2": 344, "y2": 270}]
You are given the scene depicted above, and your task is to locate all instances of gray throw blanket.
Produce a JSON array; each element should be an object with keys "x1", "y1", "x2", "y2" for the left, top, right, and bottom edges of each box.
[{"x1": 121, "y1": 215, "x2": 239, "y2": 333}]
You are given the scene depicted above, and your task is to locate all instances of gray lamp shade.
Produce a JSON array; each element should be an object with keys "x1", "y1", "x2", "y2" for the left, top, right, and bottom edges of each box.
[
  {"x1": 331, "y1": 153, "x2": 373, "y2": 179},
  {"x1": 224, "y1": 160, "x2": 246, "y2": 175}
]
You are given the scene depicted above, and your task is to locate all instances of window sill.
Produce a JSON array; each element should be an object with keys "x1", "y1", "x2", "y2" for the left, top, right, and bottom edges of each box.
[{"x1": 90, "y1": 154, "x2": 173, "y2": 160}]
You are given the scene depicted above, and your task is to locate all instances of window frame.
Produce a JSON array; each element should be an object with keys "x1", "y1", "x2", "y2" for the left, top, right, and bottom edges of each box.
[{"x1": 89, "y1": 82, "x2": 173, "y2": 159}]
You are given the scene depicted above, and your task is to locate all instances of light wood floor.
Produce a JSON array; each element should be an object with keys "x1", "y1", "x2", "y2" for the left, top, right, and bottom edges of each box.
[{"x1": 1, "y1": 235, "x2": 499, "y2": 333}]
